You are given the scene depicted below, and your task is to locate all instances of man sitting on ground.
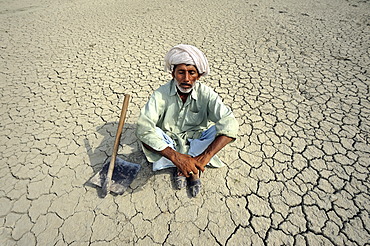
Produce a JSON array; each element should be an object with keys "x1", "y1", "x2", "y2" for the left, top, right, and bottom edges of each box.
[{"x1": 136, "y1": 44, "x2": 239, "y2": 197}]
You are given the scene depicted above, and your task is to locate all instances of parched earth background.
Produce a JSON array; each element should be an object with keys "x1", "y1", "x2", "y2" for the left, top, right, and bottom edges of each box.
[{"x1": 0, "y1": 0, "x2": 369, "y2": 245}]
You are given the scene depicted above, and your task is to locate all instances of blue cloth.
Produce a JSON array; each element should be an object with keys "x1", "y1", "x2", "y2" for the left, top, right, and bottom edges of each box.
[{"x1": 152, "y1": 126, "x2": 223, "y2": 171}]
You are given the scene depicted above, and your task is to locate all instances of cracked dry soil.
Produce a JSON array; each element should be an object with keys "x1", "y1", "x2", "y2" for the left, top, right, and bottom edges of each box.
[{"x1": 0, "y1": 0, "x2": 369, "y2": 245}]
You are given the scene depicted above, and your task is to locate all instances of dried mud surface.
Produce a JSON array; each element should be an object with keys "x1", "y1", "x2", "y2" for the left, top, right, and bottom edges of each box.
[{"x1": 0, "y1": 0, "x2": 369, "y2": 245}]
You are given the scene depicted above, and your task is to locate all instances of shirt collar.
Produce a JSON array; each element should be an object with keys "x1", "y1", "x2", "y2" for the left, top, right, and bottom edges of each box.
[{"x1": 170, "y1": 79, "x2": 177, "y2": 96}]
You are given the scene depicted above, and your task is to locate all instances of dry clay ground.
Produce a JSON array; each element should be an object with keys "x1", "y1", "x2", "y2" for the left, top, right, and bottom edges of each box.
[{"x1": 0, "y1": 0, "x2": 369, "y2": 245}]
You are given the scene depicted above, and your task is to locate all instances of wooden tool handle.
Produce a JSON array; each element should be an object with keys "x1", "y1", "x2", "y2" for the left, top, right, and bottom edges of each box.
[
  {"x1": 103, "y1": 94, "x2": 130, "y2": 196},
  {"x1": 110, "y1": 94, "x2": 130, "y2": 161}
]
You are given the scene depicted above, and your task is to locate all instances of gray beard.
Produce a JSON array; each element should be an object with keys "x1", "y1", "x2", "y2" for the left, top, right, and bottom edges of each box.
[{"x1": 175, "y1": 79, "x2": 195, "y2": 94}]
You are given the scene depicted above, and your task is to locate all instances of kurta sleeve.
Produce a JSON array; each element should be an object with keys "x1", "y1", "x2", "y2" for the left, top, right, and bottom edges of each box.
[
  {"x1": 207, "y1": 90, "x2": 239, "y2": 139},
  {"x1": 135, "y1": 91, "x2": 168, "y2": 152}
]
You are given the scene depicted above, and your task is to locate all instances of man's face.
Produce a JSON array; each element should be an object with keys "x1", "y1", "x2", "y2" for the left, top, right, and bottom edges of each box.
[{"x1": 172, "y1": 64, "x2": 201, "y2": 93}]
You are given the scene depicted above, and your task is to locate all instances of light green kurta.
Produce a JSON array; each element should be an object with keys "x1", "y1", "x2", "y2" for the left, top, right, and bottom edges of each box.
[{"x1": 136, "y1": 79, "x2": 239, "y2": 166}]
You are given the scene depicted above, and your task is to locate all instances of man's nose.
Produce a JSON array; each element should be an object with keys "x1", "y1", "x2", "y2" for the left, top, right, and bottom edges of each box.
[{"x1": 184, "y1": 72, "x2": 190, "y2": 81}]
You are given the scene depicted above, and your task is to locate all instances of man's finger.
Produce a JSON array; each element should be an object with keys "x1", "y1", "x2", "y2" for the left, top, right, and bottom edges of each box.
[
  {"x1": 194, "y1": 163, "x2": 205, "y2": 172},
  {"x1": 181, "y1": 169, "x2": 190, "y2": 178},
  {"x1": 185, "y1": 168, "x2": 195, "y2": 177}
]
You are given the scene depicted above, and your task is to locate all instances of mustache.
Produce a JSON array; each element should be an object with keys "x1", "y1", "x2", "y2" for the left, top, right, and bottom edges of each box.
[{"x1": 180, "y1": 83, "x2": 193, "y2": 87}]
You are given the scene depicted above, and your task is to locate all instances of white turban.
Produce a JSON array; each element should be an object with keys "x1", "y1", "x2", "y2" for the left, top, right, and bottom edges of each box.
[{"x1": 164, "y1": 44, "x2": 210, "y2": 76}]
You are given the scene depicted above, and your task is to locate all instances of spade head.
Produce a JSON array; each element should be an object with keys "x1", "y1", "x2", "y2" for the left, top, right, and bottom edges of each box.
[{"x1": 90, "y1": 157, "x2": 141, "y2": 196}]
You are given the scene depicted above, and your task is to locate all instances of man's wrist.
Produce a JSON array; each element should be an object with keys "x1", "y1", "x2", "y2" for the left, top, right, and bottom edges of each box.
[
  {"x1": 160, "y1": 147, "x2": 177, "y2": 162},
  {"x1": 195, "y1": 152, "x2": 212, "y2": 167}
]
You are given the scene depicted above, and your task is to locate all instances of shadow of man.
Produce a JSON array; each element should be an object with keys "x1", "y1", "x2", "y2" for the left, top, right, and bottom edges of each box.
[{"x1": 84, "y1": 122, "x2": 152, "y2": 195}]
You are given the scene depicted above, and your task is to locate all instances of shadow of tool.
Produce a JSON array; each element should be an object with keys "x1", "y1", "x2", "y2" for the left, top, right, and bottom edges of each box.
[{"x1": 84, "y1": 122, "x2": 152, "y2": 197}]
